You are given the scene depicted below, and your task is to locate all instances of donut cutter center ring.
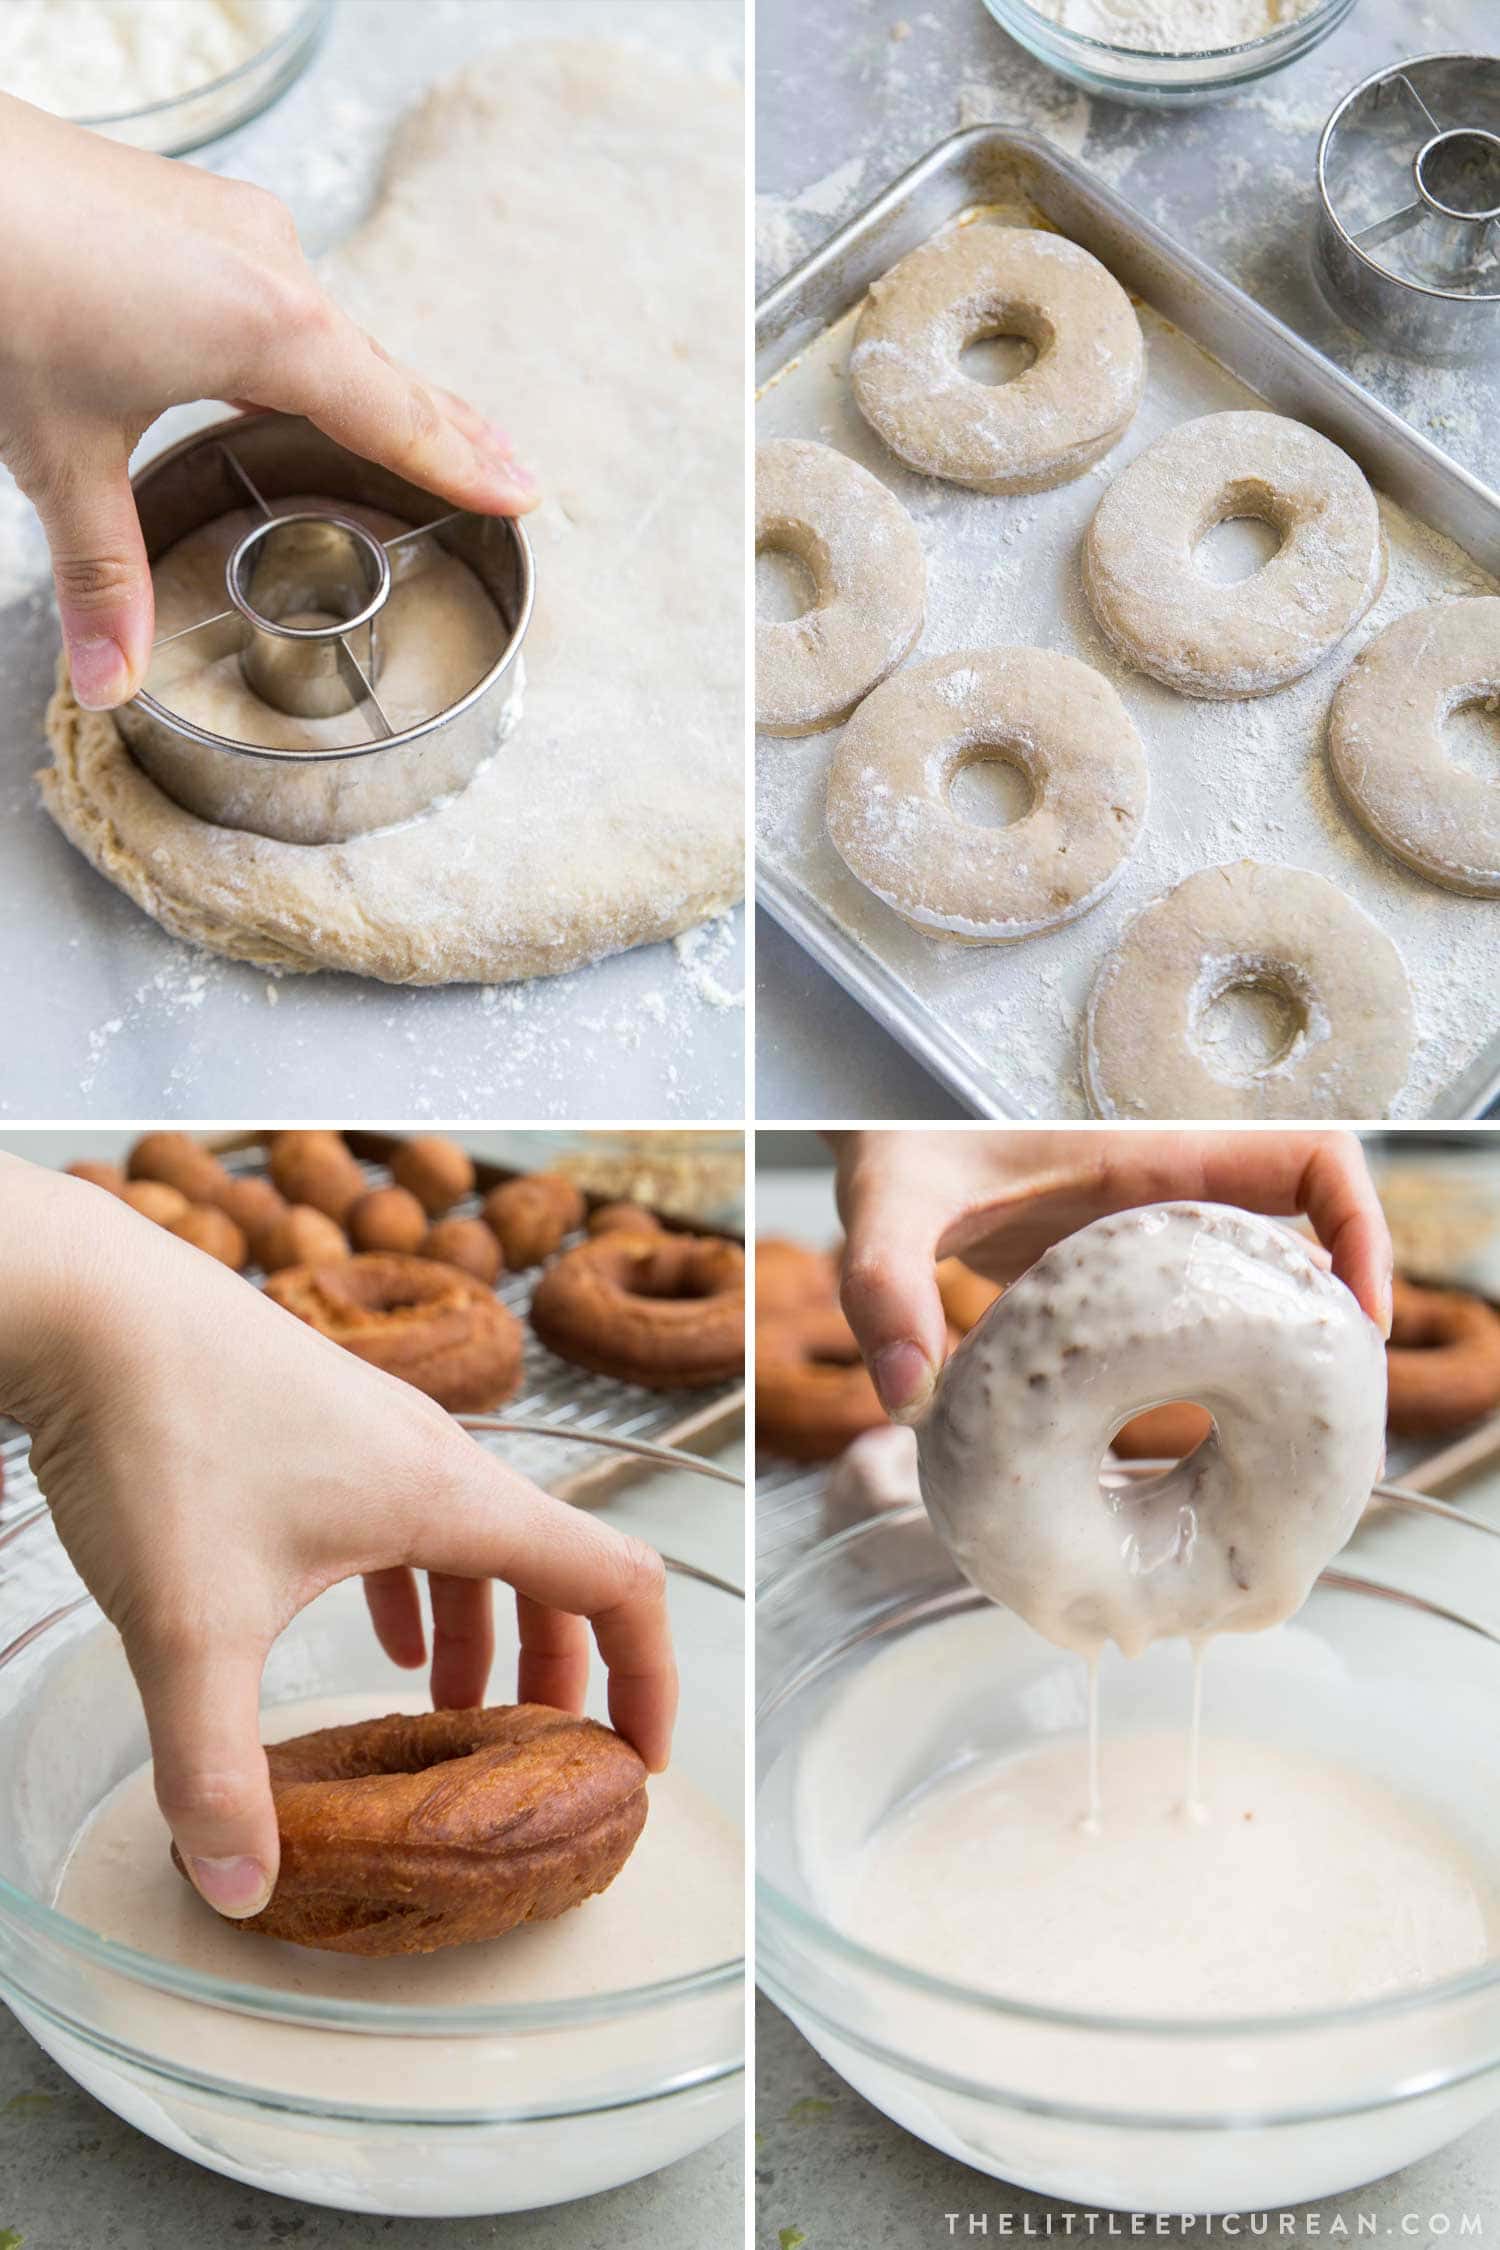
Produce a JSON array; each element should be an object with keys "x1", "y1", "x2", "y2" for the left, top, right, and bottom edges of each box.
[{"x1": 114, "y1": 410, "x2": 534, "y2": 845}]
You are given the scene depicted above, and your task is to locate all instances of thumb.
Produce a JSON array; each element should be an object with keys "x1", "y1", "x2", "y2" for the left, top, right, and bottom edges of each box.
[
  {"x1": 840, "y1": 1194, "x2": 949, "y2": 1425},
  {"x1": 129, "y1": 1630, "x2": 279, "y2": 1919},
  {"x1": 31, "y1": 448, "x2": 154, "y2": 710}
]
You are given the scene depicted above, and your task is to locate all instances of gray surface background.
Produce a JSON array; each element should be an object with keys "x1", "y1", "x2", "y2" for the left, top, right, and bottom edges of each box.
[
  {"x1": 0, "y1": 0, "x2": 744, "y2": 1125},
  {"x1": 754, "y1": 0, "x2": 1500, "y2": 1122}
]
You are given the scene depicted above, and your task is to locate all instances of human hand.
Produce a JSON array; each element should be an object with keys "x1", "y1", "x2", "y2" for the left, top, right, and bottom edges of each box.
[
  {"x1": 0, "y1": 96, "x2": 538, "y2": 712},
  {"x1": 0, "y1": 1158, "x2": 673, "y2": 1922},
  {"x1": 831, "y1": 1129, "x2": 1393, "y2": 1420}
]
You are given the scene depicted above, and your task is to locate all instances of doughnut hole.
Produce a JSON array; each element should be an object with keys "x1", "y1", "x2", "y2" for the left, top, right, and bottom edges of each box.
[
  {"x1": 626, "y1": 1251, "x2": 726, "y2": 1303},
  {"x1": 1111, "y1": 1400, "x2": 1215, "y2": 1461},
  {"x1": 756, "y1": 516, "x2": 824, "y2": 625},
  {"x1": 1189, "y1": 955, "x2": 1317, "y2": 1085},
  {"x1": 944, "y1": 735, "x2": 1038, "y2": 831},
  {"x1": 1443, "y1": 690, "x2": 1500, "y2": 780},
  {"x1": 1191, "y1": 480, "x2": 1288, "y2": 585},
  {"x1": 956, "y1": 299, "x2": 1049, "y2": 388}
]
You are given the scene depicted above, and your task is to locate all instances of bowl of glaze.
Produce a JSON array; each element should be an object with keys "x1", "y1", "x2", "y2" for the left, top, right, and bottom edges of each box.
[
  {"x1": 757, "y1": 1493, "x2": 1500, "y2": 2213},
  {"x1": 979, "y1": 0, "x2": 1356, "y2": 107},
  {"x1": 0, "y1": 1467, "x2": 743, "y2": 2217}
]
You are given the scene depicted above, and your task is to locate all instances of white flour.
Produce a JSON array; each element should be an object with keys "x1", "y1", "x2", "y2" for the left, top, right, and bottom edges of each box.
[
  {"x1": 1026, "y1": 0, "x2": 1315, "y2": 51},
  {"x1": 0, "y1": 0, "x2": 297, "y2": 117}
]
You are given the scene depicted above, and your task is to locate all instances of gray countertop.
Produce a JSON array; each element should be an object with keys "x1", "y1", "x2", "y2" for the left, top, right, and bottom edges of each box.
[
  {"x1": 754, "y1": 0, "x2": 1499, "y2": 1123},
  {"x1": 0, "y1": 0, "x2": 744, "y2": 1125}
]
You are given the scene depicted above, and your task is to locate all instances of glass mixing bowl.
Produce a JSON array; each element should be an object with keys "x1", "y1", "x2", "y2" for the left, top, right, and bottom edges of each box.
[
  {"x1": 64, "y1": 0, "x2": 331, "y2": 154},
  {"x1": 979, "y1": 0, "x2": 1356, "y2": 107},
  {"x1": 0, "y1": 1431, "x2": 743, "y2": 2218},
  {"x1": 758, "y1": 1494, "x2": 1500, "y2": 2213}
]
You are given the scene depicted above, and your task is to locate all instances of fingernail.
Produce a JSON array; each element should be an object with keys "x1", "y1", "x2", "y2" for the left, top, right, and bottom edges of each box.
[
  {"x1": 484, "y1": 420, "x2": 516, "y2": 454},
  {"x1": 1378, "y1": 1273, "x2": 1394, "y2": 1340},
  {"x1": 188, "y1": 1854, "x2": 273, "y2": 1919},
  {"x1": 69, "y1": 635, "x2": 130, "y2": 711},
  {"x1": 873, "y1": 1340, "x2": 936, "y2": 1422}
]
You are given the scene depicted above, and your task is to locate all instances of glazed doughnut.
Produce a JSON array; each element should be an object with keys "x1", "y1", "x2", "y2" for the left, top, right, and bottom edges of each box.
[
  {"x1": 266, "y1": 1254, "x2": 523, "y2": 1411},
  {"x1": 1084, "y1": 860, "x2": 1414, "y2": 1120},
  {"x1": 119, "y1": 1179, "x2": 189, "y2": 1225},
  {"x1": 216, "y1": 1174, "x2": 287, "y2": 1256},
  {"x1": 823, "y1": 1423, "x2": 920, "y2": 1531},
  {"x1": 167, "y1": 1205, "x2": 247, "y2": 1269},
  {"x1": 176, "y1": 1706, "x2": 647, "y2": 1957},
  {"x1": 127, "y1": 1131, "x2": 231, "y2": 1206},
  {"x1": 421, "y1": 1217, "x2": 503, "y2": 1286},
  {"x1": 758, "y1": 1301, "x2": 886, "y2": 1462},
  {"x1": 755, "y1": 1238, "x2": 838, "y2": 1317},
  {"x1": 65, "y1": 1160, "x2": 126, "y2": 1196},
  {"x1": 826, "y1": 648, "x2": 1148, "y2": 941},
  {"x1": 587, "y1": 1201, "x2": 664, "y2": 1239},
  {"x1": 1386, "y1": 1277, "x2": 1500, "y2": 1436},
  {"x1": 483, "y1": 1174, "x2": 586, "y2": 1267},
  {"x1": 1083, "y1": 411, "x2": 1385, "y2": 699},
  {"x1": 390, "y1": 1135, "x2": 476, "y2": 1218},
  {"x1": 936, "y1": 1257, "x2": 1001, "y2": 1335},
  {"x1": 348, "y1": 1186, "x2": 429, "y2": 1255},
  {"x1": 755, "y1": 438, "x2": 925, "y2": 736},
  {"x1": 259, "y1": 1204, "x2": 349, "y2": 1273},
  {"x1": 532, "y1": 1234, "x2": 744, "y2": 1390},
  {"x1": 917, "y1": 1203, "x2": 1386, "y2": 1658},
  {"x1": 268, "y1": 1131, "x2": 366, "y2": 1223},
  {"x1": 849, "y1": 226, "x2": 1144, "y2": 494},
  {"x1": 1328, "y1": 598, "x2": 1500, "y2": 897}
]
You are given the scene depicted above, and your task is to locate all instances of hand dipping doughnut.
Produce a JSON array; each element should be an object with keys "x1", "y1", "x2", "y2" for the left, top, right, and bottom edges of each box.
[
  {"x1": 1328, "y1": 598, "x2": 1500, "y2": 897},
  {"x1": 849, "y1": 226, "x2": 1144, "y2": 494},
  {"x1": 916, "y1": 1203, "x2": 1386, "y2": 1659},
  {"x1": 1083, "y1": 411, "x2": 1385, "y2": 698},
  {"x1": 756, "y1": 439, "x2": 925, "y2": 736},
  {"x1": 1084, "y1": 860, "x2": 1414, "y2": 1119},
  {"x1": 826, "y1": 647, "x2": 1148, "y2": 941},
  {"x1": 531, "y1": 1233, "x2": 744, "y2": 1390}
]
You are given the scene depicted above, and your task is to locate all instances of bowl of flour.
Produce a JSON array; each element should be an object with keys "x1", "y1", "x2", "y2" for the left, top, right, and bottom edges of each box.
[{"x1": 980, "y1": 0, "x2": 1358, "y2": 105}]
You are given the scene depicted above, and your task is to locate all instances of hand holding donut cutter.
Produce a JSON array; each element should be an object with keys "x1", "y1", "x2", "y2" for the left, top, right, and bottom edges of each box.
[{"x1": 915, "y1": 1203, "x2": 1387, "y2": 1659}]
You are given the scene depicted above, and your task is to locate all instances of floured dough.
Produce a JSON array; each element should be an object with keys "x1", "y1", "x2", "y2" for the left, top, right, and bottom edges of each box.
[{"x1": 39, "y1": 41, "x2": 744, "y2": 986}]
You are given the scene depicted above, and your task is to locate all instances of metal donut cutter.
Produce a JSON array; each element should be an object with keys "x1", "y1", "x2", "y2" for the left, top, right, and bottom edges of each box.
[
  {"x1": 1317, "y1": 52, "x2": 1500, "y2": 363},
  {"x1": 114, "y1": 411, "x2": 534, "y2": 845}
]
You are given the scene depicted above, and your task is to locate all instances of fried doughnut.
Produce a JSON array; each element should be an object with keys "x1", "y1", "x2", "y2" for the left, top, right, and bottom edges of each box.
[
  {"x1": 421, "y1": 1217, "x2": 503, "y2": 1286},
  {"x1": 127, "y1": 1131, "x2": 231, "y2": 1206},
  {"x1": 1386, "y1": 1277, "x2": 1500, "y2": 1436},
  {"x1": 390, "y1": 1135, "x2": 476, "y2": 1218},
  {"x1": 757, "y1": 1300, "x2": 886, "y2": 1463},
  {"x1": 174, "y1": 1705, "x2": 647, "y2": 1957},
  {"x1": 483, "y1": 1174, "x2": 586, "y2": 1267},
  {"x1": 217, "y1": 1174, "x2": 287, "y2": 1257},
  {"x1": 167, "y1": 1204, "x2": 248, "y2": 1269},
  {"x1": 268, "y1": 1131, "x2": 366, "y2": 1222},
  {"x1": 266, "y1": 1255, "x2": 523, "y2": 1411},
  {"x1": 259, "y1": 1205, "x2": 349, "y2": 1273},
  {"x1": 918, "y1": 1203, "x2": 1386, "y2": 1658},
  {"x1": 936, "y1": 1257, "x2": 1001, "y2": 1335},
  {"x1": 532, "y1": 1234, "x2": 744, "y2": 1390},
  {"x1": 756, "y1": 1237, "x2": 838, "y2": 1317},
  {"x1": 348, "y1": 1186, "x2": 429, "y2": 1255},
  {"x1": 587, "y1": 1201, "x2": 664, "y2": 1239},
  {"x1": 65, "y1": 1160, "x2": 126, "y2": 1195},
  {"x1": 119, "y1": 1179, "x2": 189, "y2": 1225}
]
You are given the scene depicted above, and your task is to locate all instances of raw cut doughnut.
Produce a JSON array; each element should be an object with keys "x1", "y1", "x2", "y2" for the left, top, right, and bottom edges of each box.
[
  {"x1": 823, "y1": 1423, "x2": 920, "y2": 1532},
  {"x1": 1084, "y1": 859, "x2": 1414, "y2": 1120},
  {"x1": 826, "y1": 647, "x2": 1149, "y2": 941},
  {"x1": 1083, "y1": 411, "x2": 1385, "y2": 699},
  {"x1": 1386, "y1": 1277, "x2": 1500, "y2": 1436},
  {"x1": 756, "y1": 439, "x2": 925, "y2": 736},
  {"x1": 531, "y1": 1233, "x2": 744, "y2": 1390},
  {"x1": 916, "y1": 1203, "x2": 1387, "y2": 1658},
  {"x1": 178, "y1": 1705, "x2": 647, "y2": 1957},
  {"x1": 1328, "y1": 598, "x2": 1500, "y2": 897},
  {"x1": 849, "y1": 226, "x2": 1144, "y2": 494}
]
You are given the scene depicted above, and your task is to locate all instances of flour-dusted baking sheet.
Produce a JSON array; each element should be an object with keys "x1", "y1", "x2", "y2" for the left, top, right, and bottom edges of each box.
[{"x1": 755, "y1": 128, "x2": 1500, "y2": 1120}]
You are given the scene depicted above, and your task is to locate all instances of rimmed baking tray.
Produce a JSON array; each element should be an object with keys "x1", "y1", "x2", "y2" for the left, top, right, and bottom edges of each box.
[{"x1": 755, "y1": 126, "x2": 1500, "y2": 1121}]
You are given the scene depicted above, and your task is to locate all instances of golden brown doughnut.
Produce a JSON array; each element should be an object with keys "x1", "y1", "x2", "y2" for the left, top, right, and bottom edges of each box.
[
  {"x1": 119, "y1": 1179, "x2": 189, "y2": 1225},
  {"x1": 268, "y1": 1131, "x2": 366, "y2": 1222},
  {"x1": 1109, "y1": 1402, "x2": 1215, "y2": 1459},
  {"x1": 259, "y1": 1204, "x2": 350, "y2": 1274},
  {"x1": 174, "y1": 1705, "x2": 647, "y2": 1957},
  {"x1": 64, "y1": 1159, "x2": 126, "y2": 1196},
  {"x1": 756, "y1": 1301, "x2": 887, "y2": 1463},
  {"x1": 127, "y1": 1131, "x2": 231, "y2": 1206},
  {"x1": 936, "y1": 1256, "x2": 1002, "y2": 1335},
  {"x1": 216, "y1": 1174, "x2": 287, "y2": 1258},
  {"x1": 532, "y1": 1234, "x2": 744, "y2": 1389},
  {"x1": 265, "y1": 1254, "x2": 524, "y2": 1410},
  {"x1": 421, "y1": 1217, "x2": 503, "y2": 1286},
  {"x1": 587, "y1": 1201, "x2": 664, "y2": 1239},
  {"x1": 389, "y1": 1135, "x2": 476, "y2": 1219},
  {"x1": 483, "y1": 1174, "x2": 587, "y2": 1267},
  {"x1": 755, "y1": 1237, "x2": 838, "y2": 1317},
  {"x1": 1387, "y1": 1277, "x2": 1500, "y2": 1435},
  {"x1": 348, "y1": 1186, "x2": 428, "y2": 1256},
  {"x1": 167, "y1": 1204, "x2": 248, "y2": 1269}
]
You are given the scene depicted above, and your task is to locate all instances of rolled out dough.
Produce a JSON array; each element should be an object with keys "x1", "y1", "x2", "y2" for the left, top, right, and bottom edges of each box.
[{"x1": 40, "y1": 40, "x2": 745, "y2": 985}]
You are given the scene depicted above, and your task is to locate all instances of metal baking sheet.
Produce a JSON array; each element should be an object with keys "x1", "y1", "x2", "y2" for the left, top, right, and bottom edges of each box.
[{"x1": 755, "y1": 126, "x2": 1500, "y2": 1121}]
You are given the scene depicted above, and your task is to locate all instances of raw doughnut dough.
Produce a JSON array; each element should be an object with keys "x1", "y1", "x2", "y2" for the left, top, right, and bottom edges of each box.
[
  {"x1": 1328, "y1": 597, "x2": 1500, "y2": 898},
  {"x1": 1083, "y1": 410, "x2": 1385, "y2": 698},
  {"x1": 1084, "y1": 859, "x2": 1414, "y2": 1120},
  {"x1": 755, "y1": 440, "x2": 924, "y2": 736},
  {"x1": 848, "y1": 225, "x2": 1144, "y2": 494},
  {"x1": 916, "y1": 1202, "x2": 1387, "y2": 1658},
  {"x1": 38, "y1": 41, "x2": 743, "y2": 986},
  {"x1": 825, "y1": 646, "x2": 1149, "y2": 941}
]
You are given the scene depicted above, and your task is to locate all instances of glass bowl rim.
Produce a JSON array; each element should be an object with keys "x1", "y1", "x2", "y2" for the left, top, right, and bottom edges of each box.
[
  {"x1": 986, "y1": 0, "x2": 1351, "y2": 65},
  {"x1": 64, "y1": 0, "x2": 331, "y2": 131},
  {"x1": 756, "y1": 1486, "x2": 1500, "y2": 2044}
]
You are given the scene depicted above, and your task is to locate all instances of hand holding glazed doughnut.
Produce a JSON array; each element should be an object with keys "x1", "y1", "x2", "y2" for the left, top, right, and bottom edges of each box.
[{"x1": 916, "y1": 1203, "x2": 1387, "y2": 1657}]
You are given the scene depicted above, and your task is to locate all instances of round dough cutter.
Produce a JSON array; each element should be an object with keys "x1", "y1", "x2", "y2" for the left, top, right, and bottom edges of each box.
[
  {"x1": 114, "y1": 412, "x2": 534, "y2": 844},
  {"x1": 1316, "y1": 52, "x2": 1500, "y2": 363}
]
